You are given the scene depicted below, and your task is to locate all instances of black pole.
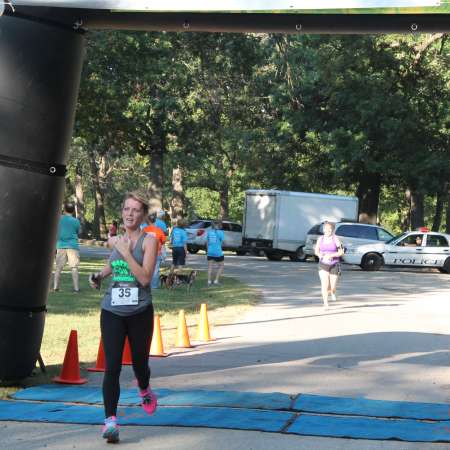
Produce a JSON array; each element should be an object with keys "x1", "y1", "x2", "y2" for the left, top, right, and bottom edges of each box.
[
  {"x1": 0, "y1": 15, "x2": 85, "y2": 380},
  {"x1": 8, "y1": 7, "x2": 450, "y2": 34}
]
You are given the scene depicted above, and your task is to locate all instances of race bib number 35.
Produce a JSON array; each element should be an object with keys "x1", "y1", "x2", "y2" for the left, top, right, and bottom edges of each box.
[{"x1": 111, "y1": 287, "x2": 139, "y2": 306}]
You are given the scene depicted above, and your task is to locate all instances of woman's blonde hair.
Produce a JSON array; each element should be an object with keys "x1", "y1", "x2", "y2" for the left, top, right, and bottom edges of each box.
[{"x1": 122, "y1": 190, "x2": 149, "y2": 216}]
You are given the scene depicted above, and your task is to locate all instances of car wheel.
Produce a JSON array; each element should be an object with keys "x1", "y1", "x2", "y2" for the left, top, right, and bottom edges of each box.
[
  {"x1": 235, "y1": 249, "x2": 246, "y2": 256},
  {"x1": 361, "y1": 253, "x2": 383, "y2": 271},
  {"x1": 289, "y1": 247, "x2": 307, "y2": 262},
  {"x1": 187, "y1": 246, "x2": 199, "y2": 254},
  {"x1": 438, "y1": 258, "x2": 450, "y2": 274},
  {"x1": 265, "y1": 250, "x2": 284, "y2": 261}
]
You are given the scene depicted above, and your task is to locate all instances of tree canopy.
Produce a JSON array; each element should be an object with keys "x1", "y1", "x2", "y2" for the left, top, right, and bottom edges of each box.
[{"x1": 68, "y1": 31, "x2": 450, "y2": 238}]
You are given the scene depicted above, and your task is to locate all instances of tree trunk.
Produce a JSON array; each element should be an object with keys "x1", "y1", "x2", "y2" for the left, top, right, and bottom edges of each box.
[
  {"x1": 409, "y1": 188, "x2": 424, "y2": 230},
  {"x1": 147, "y1": 146, "x2": 164, "y2": 213},
  {"x1": 171, "y1": 166, "x2": 184, "y2": 220},
  {"x1": 219, "y1": 179, "x2": 229, "y2": 220},
  {"x1": 356, "y1": 172, "x2": 381, "y2": 224},
  {"x1": 402, "y1": 189, "x2": 412, "y2": 230},
  {"x1": 432, "y1": 183, "x2": 447, "y2": 232},
  {"x1": 446, "y1": 192, "x2": 450, "y2": 234},
  {"x1": 74, "y1": 164, "x2": 88, "y2": 238},
  {"x1": 88, "y1": 149, "x2": 107, "y2": 239}
]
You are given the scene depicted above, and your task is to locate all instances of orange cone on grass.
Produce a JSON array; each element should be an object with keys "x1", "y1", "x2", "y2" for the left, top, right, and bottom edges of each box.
[
  {"x1": 122, "y1": 336, "x2": 133, "y2": 365},
  {"x1": 150, "y1": 315, "x2": 168, "y2": 357},
  {"x1": 88, "y1": 338, "x2": 105, "y2": 372},
  {"x1": 175, "y1": 310, "x2": 192, "y2": 348},
  {"x1": 196, "y1": 303, "x2": 214, "y2": 342},
  {"x1": 53, "y1": 330, "x2": 87, "y2": 384}
]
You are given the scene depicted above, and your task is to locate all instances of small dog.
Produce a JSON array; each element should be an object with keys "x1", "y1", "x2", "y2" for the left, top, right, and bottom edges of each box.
[
  {"x1": 160, "y1": 270, "x2": 197, "y2": 293},
  {"x1": 160, "y1": 271, "x2": 176, "y2": 289}
]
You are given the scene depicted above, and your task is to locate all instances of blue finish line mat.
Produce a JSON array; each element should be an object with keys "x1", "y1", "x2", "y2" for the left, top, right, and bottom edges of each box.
[
  {"x1": 13, "y1": 385, "x2": 292, "y2": 411},
  {"x1": 0, "y1": 400, "x2": 293, "y2": 433},
  {"x1": 4, "y1": 386, "x2": 450, "y2": 442},
  {"x1": 13, "y1": 385, "x2": 450, "y2": 421}
]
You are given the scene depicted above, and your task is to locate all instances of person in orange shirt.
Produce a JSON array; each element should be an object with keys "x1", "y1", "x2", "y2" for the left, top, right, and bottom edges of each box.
[{"x1": 143, "y1": 213, "x2": 167, "y2": 289}]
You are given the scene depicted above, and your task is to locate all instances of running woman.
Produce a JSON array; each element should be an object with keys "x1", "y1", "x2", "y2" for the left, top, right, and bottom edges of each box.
[
  {"x1": 314, "y1": 221, "x2": 344, "y2": 309},
  {"x1": 206, "y1": 221, "x2": 225, "y2": 286},
  {"x1": 89, "y1": 191, "x2": 158, "y2": 443}
]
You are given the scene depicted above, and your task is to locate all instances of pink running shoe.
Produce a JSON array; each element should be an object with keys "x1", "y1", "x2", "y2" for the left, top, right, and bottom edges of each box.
[
  {"x1": 102, "y1": 416, "x2": 119, "y2": 443},
  {"x1": 140, "y1": 387, "x2": 157, "y2": 415}
]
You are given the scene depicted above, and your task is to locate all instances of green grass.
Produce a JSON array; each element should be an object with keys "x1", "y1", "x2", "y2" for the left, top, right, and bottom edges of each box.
[{"x1": 1, "y1": 257, "x2": 259, "y2": 398}]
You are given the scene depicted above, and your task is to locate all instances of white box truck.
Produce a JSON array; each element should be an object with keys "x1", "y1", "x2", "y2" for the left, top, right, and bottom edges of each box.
[{"x1": 242, "y1": 190, "x2": 358, "y2": 261}]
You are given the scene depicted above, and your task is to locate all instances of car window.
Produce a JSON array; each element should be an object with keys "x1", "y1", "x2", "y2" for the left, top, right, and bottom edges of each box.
[
  {"x1": 335, "y1": 225, "x2": 354, "y2": 237},
  {"x1": 188, "y1": 221, "x2": 211, "y2": 229},
  {"x1": 221, "y1": 223, "x2": 231, "y2": 231},
  {"x1": 377, "y1": 228, "x2": 394, "y2": 241},
  {"x1": 337, "y1": 225, "x2": 378, "y2": 240},
  {"x1": 308, "y1": 224, "x2": 323, "y2": 235},
  {"x1": 397, "y1": 234, "x2": 423, "y2": 247},
  {"x1": 230, "y1": 223, "x2": 242, "y2": 232},
  {"x1": 426, "y1": 235, "x2": 449, "y2": 247},
  {"x1": 389, "y1": 233, "x2": 407, "y2": 244}
]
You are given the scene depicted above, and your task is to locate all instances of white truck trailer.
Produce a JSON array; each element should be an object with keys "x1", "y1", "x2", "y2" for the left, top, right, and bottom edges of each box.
[{"x1": 242, "y1": 190, "x2": 358, "y2": 261}]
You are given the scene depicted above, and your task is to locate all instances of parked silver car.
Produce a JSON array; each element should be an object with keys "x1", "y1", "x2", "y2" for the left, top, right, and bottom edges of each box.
[
  {"x1": 185, "y1": 220, "x2": 245, "y2": 255},
  {"x1": 304, "y1": 222, "x2": 394, "y2": 259}
]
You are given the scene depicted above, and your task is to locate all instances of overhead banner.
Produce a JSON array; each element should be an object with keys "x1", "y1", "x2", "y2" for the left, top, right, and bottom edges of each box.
[{"x1": 11, "y1": 0, "x2": 450, "y2": 13}]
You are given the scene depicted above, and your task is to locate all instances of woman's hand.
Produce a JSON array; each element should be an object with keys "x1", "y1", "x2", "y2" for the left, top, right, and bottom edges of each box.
[
  {"x1": 89, "y1": 272, "x2": 102, "y2": 290},
  {"x1": 322, "y1": 254, "x2": 331, "y2": 263},
  {"x1": 114, "y1": 235, "x2": 132, "y2": 258}
]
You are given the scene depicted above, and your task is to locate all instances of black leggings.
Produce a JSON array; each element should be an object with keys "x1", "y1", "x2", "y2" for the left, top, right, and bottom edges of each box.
[{"x1": 100, "y1": 305, "x2": 154, "y2": 417}]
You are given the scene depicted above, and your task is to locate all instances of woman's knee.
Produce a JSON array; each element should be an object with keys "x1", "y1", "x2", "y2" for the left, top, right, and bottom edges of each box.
[{"x1": 104, "y1": 366, "x2": 121, "y2": 381}]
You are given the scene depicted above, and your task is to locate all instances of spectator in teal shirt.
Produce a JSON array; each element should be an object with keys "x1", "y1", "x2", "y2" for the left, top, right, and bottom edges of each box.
[
  {"x1": 206, "y1": 221, "x2": 225, "y2": 285},
  {"x1": 53, "y1": 202, "x2": 81, "y2": 292},
  {"x1": 155, "y1": 209, "x2": 168, "y2": 236},
  {"x1": 170, "y1": 218, "x2": 188, "y2": 269}
]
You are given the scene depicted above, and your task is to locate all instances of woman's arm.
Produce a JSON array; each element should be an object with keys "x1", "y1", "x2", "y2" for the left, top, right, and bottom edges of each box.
[
  {"x1": 114, "y1": 234, "x2": 158, "y2": 287},
  {"x1": 107, "y1": 236, "x2": 119, "y2": 249},
  {"x1": 334, "y1": 237, "x2": 345, "y2": 257},
  {"x1": 183, "y1": 231, "x2": 188, "y2": 254},
  {"x1": 89, "y1": 261, "x2": 112, "y2": 289}
]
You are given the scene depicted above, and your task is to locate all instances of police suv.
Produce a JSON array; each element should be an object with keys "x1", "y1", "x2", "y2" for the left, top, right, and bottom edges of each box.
[{"x1": 343, "y1": 228, "x2": 450, "y2": 273}]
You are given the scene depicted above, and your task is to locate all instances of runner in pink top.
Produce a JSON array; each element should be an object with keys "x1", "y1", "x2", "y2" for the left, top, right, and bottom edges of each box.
[{"x1": 314, "y1": 221, "x2": 344, "y2": 309}]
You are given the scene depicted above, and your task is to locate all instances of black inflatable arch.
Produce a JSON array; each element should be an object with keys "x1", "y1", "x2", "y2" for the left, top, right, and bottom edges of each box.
[{"x1": 0, "y1": 4, "x2": 449, "y2": 380}]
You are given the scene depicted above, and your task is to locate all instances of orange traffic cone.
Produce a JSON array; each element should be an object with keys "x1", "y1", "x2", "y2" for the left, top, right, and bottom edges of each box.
[
  {"x1": 175, "y1": 310, "x2": 192, "y2": 348},
  {"x1": 196, "y1": 303, "x2": 214, "y2": 342},
  {"x1": 53, "y1": 330, "x2": 87, "y2": 384},
  {"x1": 87, "y1": 338, "x2": 105, "y2": 372},
  {"x1": 122, "y1": 337, "x2": 133, "y2": 365},
  {"x1": 150, "y1": 315, "x2": 168, "y2": 357}
]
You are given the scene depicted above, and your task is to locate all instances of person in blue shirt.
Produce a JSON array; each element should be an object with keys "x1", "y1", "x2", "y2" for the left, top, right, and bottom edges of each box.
[
  {"x1": 155, "y1": 209, "x2": 168, "y2": 265},
  {"x1": 155, "y1": 209, "x2": 168, "y2": 236},
  {"x1": 170, "y1": 218, "x2": 188, "y2": 269},
  {"x1": 206, "y1": 221, "x2": 225, "y2": 286},
  {"x1": 53, "y1": 202, "x2": 81, "y2": 292}
]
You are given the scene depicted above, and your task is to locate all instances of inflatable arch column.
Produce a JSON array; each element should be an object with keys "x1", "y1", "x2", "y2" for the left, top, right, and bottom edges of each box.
[{"x1": 0, "y1": 15, "x2": 85, "y2": 380}]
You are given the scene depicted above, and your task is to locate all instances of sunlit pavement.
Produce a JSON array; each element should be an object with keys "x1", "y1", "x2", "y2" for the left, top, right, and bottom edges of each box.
[
  {"x1": 6, "y1": 247, "x2": 449, "y2": 449},
  {"x1": 147, "y1": 252, "x2": 450, "y2": 404}
]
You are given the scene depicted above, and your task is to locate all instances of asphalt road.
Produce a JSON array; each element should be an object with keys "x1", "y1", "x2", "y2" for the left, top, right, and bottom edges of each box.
[{"x1": 4, "y1": 248, "x2": 450, "y2": 449}]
